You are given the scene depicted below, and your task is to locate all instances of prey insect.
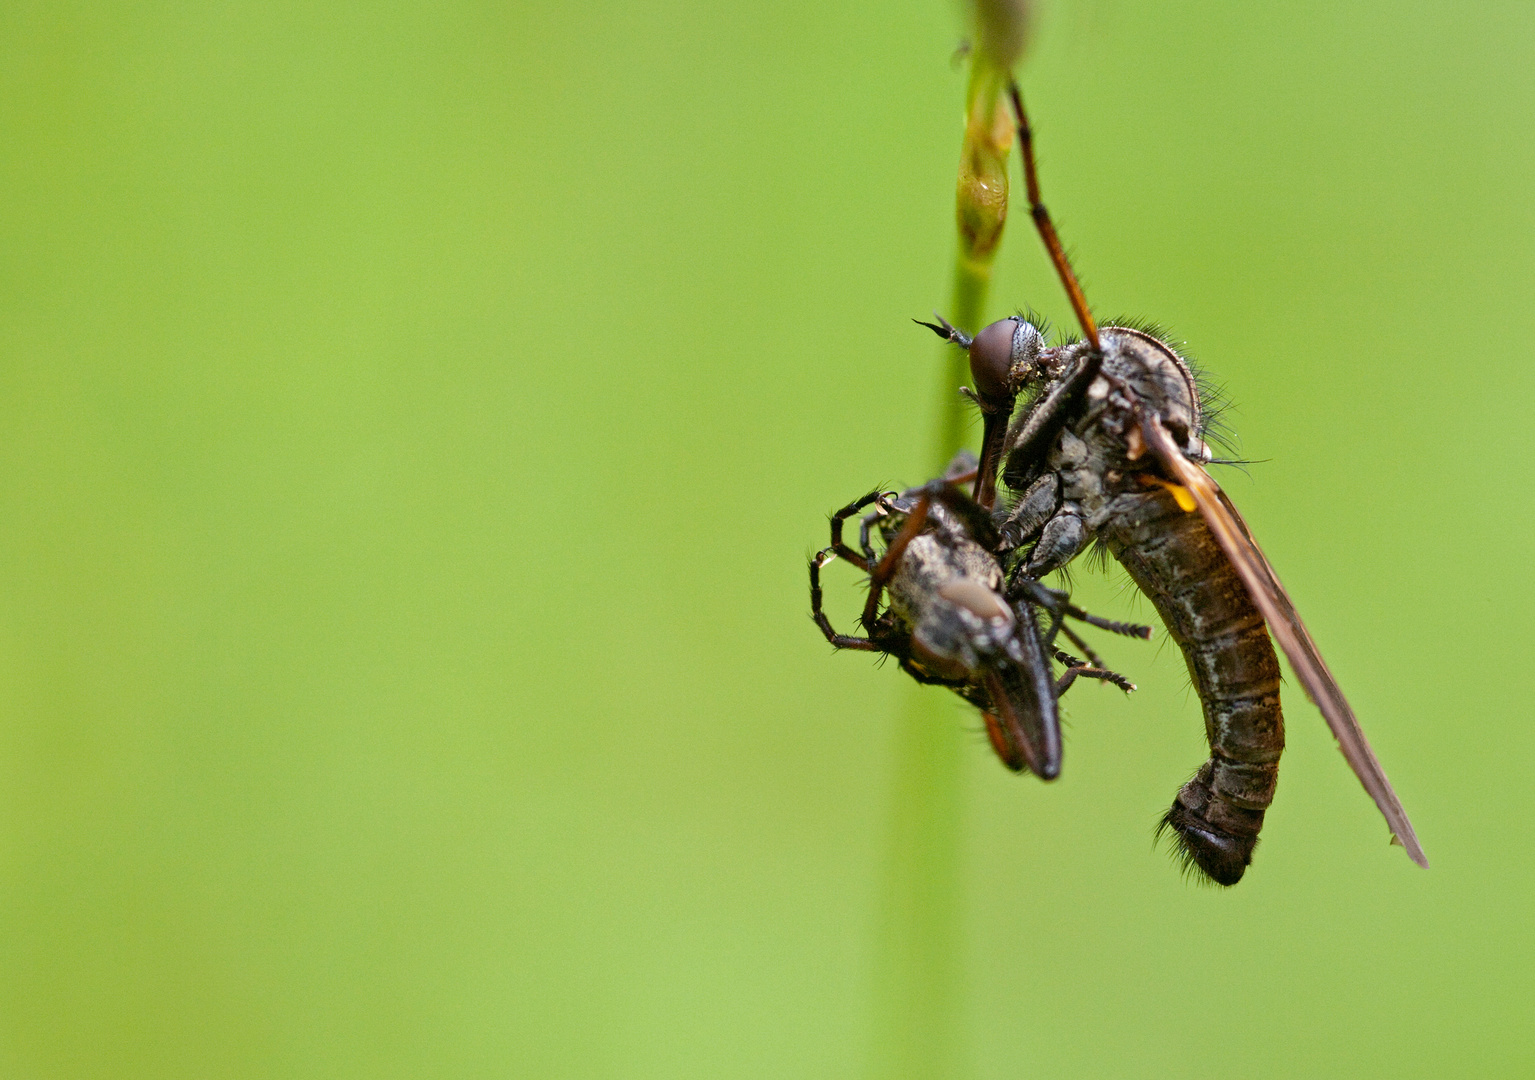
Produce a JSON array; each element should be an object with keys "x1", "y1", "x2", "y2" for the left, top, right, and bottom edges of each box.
[
  {"x1": 809, "y1": 452, "x2": 1150, "y2": 780},
  {"x1": 915, "y1": 83, "x2": 1428, "y2": 884}
]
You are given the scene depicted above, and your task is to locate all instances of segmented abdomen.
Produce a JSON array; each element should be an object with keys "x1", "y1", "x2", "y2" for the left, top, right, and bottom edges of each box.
[{"x1": 1101, "y1": 487, "x2": 1284, "y2": 885}]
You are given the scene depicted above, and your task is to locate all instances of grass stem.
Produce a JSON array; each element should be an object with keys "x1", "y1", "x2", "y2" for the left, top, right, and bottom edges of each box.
[{"x1": 869, "y1": 51, "x2": 1016, "y2": 1080}]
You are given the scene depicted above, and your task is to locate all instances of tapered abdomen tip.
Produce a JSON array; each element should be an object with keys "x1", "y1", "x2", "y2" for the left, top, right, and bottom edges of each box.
[{"x1": 1160, "y1": 806, "x2": 1256, "y2": 887}]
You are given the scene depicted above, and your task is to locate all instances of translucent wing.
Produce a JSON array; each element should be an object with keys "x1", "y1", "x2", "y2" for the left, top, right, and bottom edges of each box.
[
  {"x1": 981, "y1": 597, "x2": 1063, "y2": 781},
  {"x1": 1140, "y1": 414, "x2": 1427, "y2": 868}
]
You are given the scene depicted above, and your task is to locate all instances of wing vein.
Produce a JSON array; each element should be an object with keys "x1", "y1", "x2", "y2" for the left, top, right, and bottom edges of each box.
[{"x1": 1141, "y1": 414, "x2": 1427, "y2": 868}]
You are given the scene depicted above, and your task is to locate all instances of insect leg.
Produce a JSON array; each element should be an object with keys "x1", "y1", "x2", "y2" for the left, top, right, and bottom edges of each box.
[
  {"x1": 1042, "y1": 612, "x2": 1131, "y2": 685},
  {"x1": 1007, "y1": 82, "x2": 1098, "y2": 350},
  {"x1": 998, "y1": 473, "x2": 1059, "y2": 550},
  {"x1": 1038, "y1": 606, "x2": 1065, "y2": 651},
  {"x1": 996, "y1": 84, "x2": 1122, "y2": 489},
  {"x1": 809, "y1": 548, "x2": 879, "y2": 651},
  {"x1": 1054, "y1": 622, "x2": 1103, "y2": 668},
  {"x1": 1008, "y1": 572, "x2": 1153, "y2": 640},
  {"x1": 1052, "y1": 650, "x2": 1136, "y2": 695},
  {"x1": 829, "y1": 490, "x2": 890, "y2": 570},
  {"x1": 1024, "y1": 512, "x2": 1089, "y2": 577},
  {"x1": 857, "y1": 509, "x2": 886, "y2": 567},
  {"x1": 862, "y1": 494, "x2": 931, "y2": 630},
  {"x1": 1000, "y1": 355, "x2": 1106, "y2": 489}
]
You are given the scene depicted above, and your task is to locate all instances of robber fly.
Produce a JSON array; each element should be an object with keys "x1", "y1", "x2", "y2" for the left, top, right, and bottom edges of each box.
[
  {"x1": 809, "y1": 451, "x2": 1149, "y2": 779},
  {"x1": 916, "y1": 84, "x2": 1427, "y2": 884}
]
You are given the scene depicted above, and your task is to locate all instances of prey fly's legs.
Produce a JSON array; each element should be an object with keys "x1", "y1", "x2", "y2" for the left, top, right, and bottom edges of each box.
[
  {"x1": 828, "y1": 490, "x2": 894, "y2": 570},
  {"x1": 808, "y1": 549, "x2": 880, "y2": 651},
  {"x1": 810, "y1": 490, "x2": 901, "y2": 650}
]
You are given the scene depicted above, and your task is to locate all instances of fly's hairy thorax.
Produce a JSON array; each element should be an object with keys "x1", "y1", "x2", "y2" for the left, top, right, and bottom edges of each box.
[{"x1": 1054, "y1": 327, "x2": 1206, "y2": 522}]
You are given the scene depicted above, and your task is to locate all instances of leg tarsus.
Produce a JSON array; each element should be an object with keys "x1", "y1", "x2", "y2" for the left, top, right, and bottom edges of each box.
[
  {"x1": 858, "y1": 508, "x2": 886, "y2": 568},
  {"x1": 1053, "y1": 650, "x2": 1136, "y2": 695},
  {"x1": 1056, "y1": 622, "x2": 1103, "y2": 669}
]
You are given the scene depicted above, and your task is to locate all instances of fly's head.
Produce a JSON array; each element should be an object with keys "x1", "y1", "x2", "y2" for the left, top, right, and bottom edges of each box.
[
  {"x1": 967, "y1": 316, "x2": 1046, "y2": 408},
  {"x1": 918, "y1": 313, "x2": 1064, "y2": 411}
]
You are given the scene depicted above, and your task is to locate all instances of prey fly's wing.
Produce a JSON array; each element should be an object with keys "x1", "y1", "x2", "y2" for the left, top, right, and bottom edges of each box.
[
  {"x1": 981, "y1": 597, "x2": 1063, "y2": 780},
  {"x1": 1140, "y1": 414, "x2": 1427, "y2": 868}
]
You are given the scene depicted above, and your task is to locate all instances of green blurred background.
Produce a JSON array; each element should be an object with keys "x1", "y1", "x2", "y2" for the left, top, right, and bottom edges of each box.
[{"x1": 2, "y1": 1, "x2": 1532, "y2": 1076}]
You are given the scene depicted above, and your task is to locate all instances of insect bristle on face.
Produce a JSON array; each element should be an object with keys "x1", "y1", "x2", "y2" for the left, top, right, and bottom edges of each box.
[{"x1": 811, "y1": 82, "x2": 1426, "y2": 886}]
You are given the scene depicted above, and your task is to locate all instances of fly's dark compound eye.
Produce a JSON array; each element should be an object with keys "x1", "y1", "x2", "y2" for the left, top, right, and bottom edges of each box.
[
  {"x1": 968, "y1": 318, "x2": 1019, "y2": 402},
  {"x1": 969, "y1": 318, "x2": 1043, "y2": 403}
]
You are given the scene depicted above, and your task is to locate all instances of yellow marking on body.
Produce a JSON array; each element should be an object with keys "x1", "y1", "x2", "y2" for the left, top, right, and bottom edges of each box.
[{"x1": 1143, "y1": 476, "x2": 1197, "y2": 512}]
